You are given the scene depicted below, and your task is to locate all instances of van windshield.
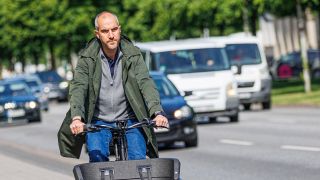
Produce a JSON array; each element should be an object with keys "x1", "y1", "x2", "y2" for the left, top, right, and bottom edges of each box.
[
  {"x1": 151, "y1": 48, "x2": 230, "y2": 74},
  {"x1": 225, "y1": 44, "x2": 262, "y2": 65}
]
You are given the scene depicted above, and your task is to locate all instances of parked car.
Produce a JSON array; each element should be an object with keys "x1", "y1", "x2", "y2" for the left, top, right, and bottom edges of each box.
[
  {"x1": 270, "y1": 49, "x2": 320, "y2": 80},
  {"x1": 10, "y1": 75, "x2": 49, "y2": 111},
  {"x1": 0, "y1": 79, "x2": 41, "y2": 124},
  {"x1": 34, "y1": 70, "x2": 69, "y2": 101},
  {"x1": 150, "y1": 72, "x2": 198, "y2": 148}
]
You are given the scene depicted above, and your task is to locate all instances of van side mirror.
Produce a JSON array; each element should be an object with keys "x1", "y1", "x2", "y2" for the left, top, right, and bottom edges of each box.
[
  {"x1": 184, "y1": 91, "x2": 193, "y2": 97},
  {"x1": 231, "y1": 64, "x2": 242, "y2": 75}
]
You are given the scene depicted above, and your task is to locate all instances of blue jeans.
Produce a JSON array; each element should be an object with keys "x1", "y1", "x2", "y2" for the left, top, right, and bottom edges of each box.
[{"x1": 86, "y1": 119, "x2": 146, "y2": 162}]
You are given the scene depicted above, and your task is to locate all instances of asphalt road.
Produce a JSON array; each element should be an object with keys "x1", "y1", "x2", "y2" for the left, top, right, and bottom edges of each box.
[{"x1": 0, "y1": 102, "x2": 319, "y2": 180}]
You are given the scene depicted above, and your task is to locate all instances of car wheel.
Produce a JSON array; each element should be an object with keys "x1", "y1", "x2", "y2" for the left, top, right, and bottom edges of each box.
[
  {"x1": 312, "y1": 69, "x2": 320, "y2": 79},
  {"x1": 277, "y1": 64, "x2": 293, "y2": 79},
  {"x1": 262, "y1": 100, "x2": 271, "y2": 110},
  {"x1": 185, "y1": 136, "x2": 198, "y2": 148},
  {"x1": 230, "y1": 113, "x2": 239, "y2": 122},
  {"x1": 243, "y1": 103, "x2": 251, "y2": 111}
]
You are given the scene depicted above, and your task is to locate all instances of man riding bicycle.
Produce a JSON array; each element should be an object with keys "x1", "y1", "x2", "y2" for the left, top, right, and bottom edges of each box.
[{"x1": 58, "y1": 11, "x2": 168, "y2": 162}]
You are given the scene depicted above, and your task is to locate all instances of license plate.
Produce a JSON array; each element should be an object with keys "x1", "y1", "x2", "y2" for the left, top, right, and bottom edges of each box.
[
  {"x1": 49, "y1": 91, "x2": 59, "y2": 98},
  {"x1": 7, "y1": 109, "x2": 25, "y2": 118},
  {"x1": 195, "y1": 116, "x2": 209, "y2": 123},
  {"x1": 239, "y1": 93, "x2": 251, "y2": 99},
  {"x1": 154, "y1": 127, "x2": 169, "y2": 133}
]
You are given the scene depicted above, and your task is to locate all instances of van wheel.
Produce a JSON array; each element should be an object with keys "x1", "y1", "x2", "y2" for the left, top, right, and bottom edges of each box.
[
  {"x1": 262, "y1": 100, "x2": 271, "y2": 110},
  {"x1": 230, "y1": 114, "x2": 239, "y2": 122},
  {"x1": 243, "y1": 103, "x2": 251, "y2": 110}
]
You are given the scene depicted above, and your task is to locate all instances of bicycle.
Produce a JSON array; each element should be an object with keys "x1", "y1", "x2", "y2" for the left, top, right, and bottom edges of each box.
[{"x1": 73, "y1": 118, "x2": 181, "y2": 180}]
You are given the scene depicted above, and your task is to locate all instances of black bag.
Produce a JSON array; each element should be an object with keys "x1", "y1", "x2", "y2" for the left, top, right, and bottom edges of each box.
[{"x1": 73, "y1": 158, "x2": 180, "y2": 180}]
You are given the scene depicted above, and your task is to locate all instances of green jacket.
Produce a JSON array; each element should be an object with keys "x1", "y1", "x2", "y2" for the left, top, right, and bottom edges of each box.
[{"x1": 57, "y1": 36, "x2": 163, "y2": 159}]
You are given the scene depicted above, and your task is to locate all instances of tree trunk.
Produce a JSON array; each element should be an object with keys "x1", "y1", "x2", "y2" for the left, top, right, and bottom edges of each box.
[
  {"x1": 49, "y1": 41, "x2": 56, "y2": 70},
  {"x1": 297, "y1": 0, "x2": 311, "y2": 93},
  {"x1": 250, "y1": 6, "x2": 258, "y2": 36},
  {"x1": 0, "y1": 62, "x2": 2, "y2": 79},
  {"x1": 242, "y1": 0, "x2": 250, "y2": 36}
]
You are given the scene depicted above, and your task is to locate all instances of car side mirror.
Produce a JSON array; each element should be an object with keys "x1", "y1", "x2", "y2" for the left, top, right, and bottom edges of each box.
[
  {"x1": 231, "y1": 64, "x2": 242, "y2": 75},
  {"x1": 184, "y1": 91, "x2": 193, "y2": 97}
]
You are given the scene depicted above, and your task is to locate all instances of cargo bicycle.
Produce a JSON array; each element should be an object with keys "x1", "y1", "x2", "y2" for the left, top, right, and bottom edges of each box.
[{"x1": 73, "y1": 118, "x2": 181, "y2": 180}]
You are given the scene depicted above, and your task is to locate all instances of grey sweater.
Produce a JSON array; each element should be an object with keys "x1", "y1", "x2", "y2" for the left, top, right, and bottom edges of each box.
[{"x1": 93, "y1": 49, "x2": 135, "y2": 122}]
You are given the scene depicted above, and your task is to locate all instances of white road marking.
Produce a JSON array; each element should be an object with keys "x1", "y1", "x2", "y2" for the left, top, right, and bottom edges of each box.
[
  {"x1": 219, "y1": 139, "x2": 253, "y2": 146},
  {"x1": 281, "y1": 145, "x2": 320, "y2": 152}
]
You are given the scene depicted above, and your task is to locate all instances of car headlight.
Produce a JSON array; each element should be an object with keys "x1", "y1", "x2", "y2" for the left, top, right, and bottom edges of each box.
[
  {"x1": 25, "y1": 101, "x2": 38, "y2": 109},
  {"x1": 174, "y1": 105, "x2": 193, "y2": 119},
  {"x1": 0, "y1": 105, "x2": 4, "y2": 113},
  {"x1": 59, "y1": 81, "x2": 68, "y2": 89},
  {"x1": 4, "y1": 102, "x2": 16, "y2": 109},
  {"x1": 226, "y1": 82, "x2": 237, "y2": 97}
]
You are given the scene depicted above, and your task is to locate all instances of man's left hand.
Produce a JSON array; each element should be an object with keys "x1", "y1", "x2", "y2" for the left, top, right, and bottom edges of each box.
[{"x1": 153, "y1": 115, "x2": 169, "y2": 128}]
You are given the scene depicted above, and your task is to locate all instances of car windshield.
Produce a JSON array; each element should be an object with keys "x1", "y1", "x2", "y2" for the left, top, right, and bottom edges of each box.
[
  {"x1": 0, "y1": 83, "x2": 30, "y2": 96},
  {"x1": 152, "y1": 76, "x2": 179, "y2": 97},
  {"x1": 151, "y1": 48, "x2": 230, "y2": 74},
  {"x1": 36, "y1": 71, "x2": 62, "y2": 83},
  {"x1": 225, "y1": 44, "x2": 262, "y2": 65}
]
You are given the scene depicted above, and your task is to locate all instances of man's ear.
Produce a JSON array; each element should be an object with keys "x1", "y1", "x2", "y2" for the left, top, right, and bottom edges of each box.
[{"x1": 95, "y1": 30, "x2": 100, "y2": 39}]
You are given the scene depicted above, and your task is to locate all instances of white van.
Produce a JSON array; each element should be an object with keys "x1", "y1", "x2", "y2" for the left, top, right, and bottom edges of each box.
[
  {"x1": 209, "y1": 36, "x2": 272, "y2": 110},
  {"x1": 136, "y1": 39, "x2": 239, "y2": 122}
]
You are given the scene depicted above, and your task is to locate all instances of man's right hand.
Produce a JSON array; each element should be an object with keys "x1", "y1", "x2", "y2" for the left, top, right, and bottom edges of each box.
[{"x1": 70, "y1": 117, "x2": 85, "y2": 135}]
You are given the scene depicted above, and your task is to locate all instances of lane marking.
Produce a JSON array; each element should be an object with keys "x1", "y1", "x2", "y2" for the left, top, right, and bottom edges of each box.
[
  {"x1": 281, "y1": 145, "x2": 320, "y2": 152},
  {"x1": 219, "y1": 139, "x2": 253, "y2": 146}
]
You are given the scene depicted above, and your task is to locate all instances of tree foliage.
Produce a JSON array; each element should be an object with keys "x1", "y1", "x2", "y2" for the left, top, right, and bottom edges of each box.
[{"x1": 0, "y1": 0, "x2": 318, "y2": 71}]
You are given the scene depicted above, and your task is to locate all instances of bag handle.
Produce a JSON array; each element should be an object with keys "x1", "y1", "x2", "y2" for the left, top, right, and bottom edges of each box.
[
  {"x1": 137, "y1": 165, "x2": 152, "y2": 180},
  {"x1": 100, "y1": 168, "x2": 115, "y2": 180}
]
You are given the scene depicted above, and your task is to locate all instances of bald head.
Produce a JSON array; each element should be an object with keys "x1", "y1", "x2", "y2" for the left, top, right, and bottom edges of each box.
[{"x1": 94, "y1": 11, "x2": 119, "y2": 30}]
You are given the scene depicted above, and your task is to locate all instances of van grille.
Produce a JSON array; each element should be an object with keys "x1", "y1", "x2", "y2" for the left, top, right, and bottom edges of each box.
[{"x1": 187, "y1": 88, "x2": 221, "y2": 100}]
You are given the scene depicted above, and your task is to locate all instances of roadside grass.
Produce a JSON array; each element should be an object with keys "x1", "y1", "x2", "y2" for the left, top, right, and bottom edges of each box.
[{"x1": 272, "y1": 78, "x2": 320, "y2": 106}]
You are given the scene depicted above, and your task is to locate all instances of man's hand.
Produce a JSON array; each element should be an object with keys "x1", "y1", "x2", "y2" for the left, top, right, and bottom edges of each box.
[
  {"x1": 70, "y1": 117, "x2": 85, "y2": 135},
  {"x1": 153, "y1": 115, "x2": 169, "y2": 128}
]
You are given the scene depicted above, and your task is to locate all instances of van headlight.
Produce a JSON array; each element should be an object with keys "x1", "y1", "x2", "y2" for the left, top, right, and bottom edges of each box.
[
  {"x1": 25, "y1": 101, "x2": 38, "y2": 109},
  {"x1": 174, "y1": 105, "x2": 193, "y2": 119},
  {"x1": 59, "y1": 81, "x2": 69, "y2": 89},
  {"x1": 0, "y1": 105, "x2": 4, "y2": 113},
  {"x1": 226, "y1": 82, "x2": 237, "y2": 97},
  {"x1": 259, "y1": 66, "x2": 270, "y2": 79}
]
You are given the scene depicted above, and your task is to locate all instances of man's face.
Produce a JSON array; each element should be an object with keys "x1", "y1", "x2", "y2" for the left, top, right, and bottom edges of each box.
[{"x1": 95, "y1": 14, "x2": 121, "y2": 51}]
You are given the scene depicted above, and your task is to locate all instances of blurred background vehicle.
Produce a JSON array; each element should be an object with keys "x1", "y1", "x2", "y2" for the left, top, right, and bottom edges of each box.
[
  {"x1": 270, "y1": 49, "x2": 320, "y2": 80},
  {"x1": 137, "y1": 38, "x2": 239, "y2": 123},
  {"x1": 215, "y1": 36, "x2": 272, "y2": 111},
  {"x1": 10, "y1": 74, "x2": 49, "y2": 111},
  {"x1": 34, "y1": 70, "x2": 69, "y2": 102},
  {"x1": 0, "y1": 79, "x2": 41, "y2": 125},
  {"x1": 150, "y1": 71, "x2": 198, "y2": 148}
]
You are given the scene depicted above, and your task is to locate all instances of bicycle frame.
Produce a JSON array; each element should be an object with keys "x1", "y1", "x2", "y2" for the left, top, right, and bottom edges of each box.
[{"x1": 84, "y1": 118, "x2": 159, "y2": 161}]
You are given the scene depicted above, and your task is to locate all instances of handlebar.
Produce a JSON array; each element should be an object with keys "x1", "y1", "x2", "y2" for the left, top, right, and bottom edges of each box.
[{"x1": 83, "y1": 118, "x2": 168, "y2": 133}]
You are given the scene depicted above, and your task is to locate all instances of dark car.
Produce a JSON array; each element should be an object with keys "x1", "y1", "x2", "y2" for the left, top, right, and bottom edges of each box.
[
  {"x1": 10, "y1": 75, "x2": 49, "y2": 111},
  {"x1": 0, "y1": 79, "x2": 41, "y2": 125},
  {"x1": 150, "y1": 72, "x2": 198, "y2": 148},
  {"x1": 34, "y1": 70, "x2": 69, "y2": 101},
  {"x1": 270, "y1": 49, "x2": 320, "y2": 80}
]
